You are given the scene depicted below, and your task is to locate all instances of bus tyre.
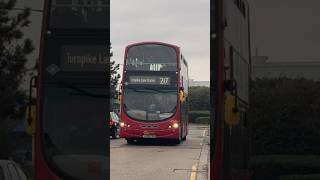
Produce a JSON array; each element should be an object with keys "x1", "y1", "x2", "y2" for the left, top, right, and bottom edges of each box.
[
  {"x1": 182, "y1": 136, "x2": 186, "y2": 141},
  {"x1": 173, "y1": 138, "x2": 181, "y2": 144},
  {"x1": 126, "y1": 138, "x2": 135, "y2": 144},
  {"x1": 174, "y1": 132, "x2": 182, "y2": 144},
  {"x1": 182, "y1": 128, "x2": 186, "y2": 141}
]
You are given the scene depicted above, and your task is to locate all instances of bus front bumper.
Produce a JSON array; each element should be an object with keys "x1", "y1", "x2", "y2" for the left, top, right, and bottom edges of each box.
[{"x1": 120, "y1": 128, "x2": 179, "y2": 139}]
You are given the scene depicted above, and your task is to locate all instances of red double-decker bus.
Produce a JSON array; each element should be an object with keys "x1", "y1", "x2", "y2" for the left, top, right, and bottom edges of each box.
[
  {"x1": 119, "y1": 42, "x2": 189, "y2": 144},
  {"x1": 34, "y1": 0, "x2": 109, "y2": 179}
]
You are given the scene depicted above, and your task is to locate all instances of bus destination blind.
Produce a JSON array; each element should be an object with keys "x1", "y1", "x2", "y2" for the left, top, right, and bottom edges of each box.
[
  {"x1": 60, "y1": 45, "x2": 108, "y2": 71},
  {"x1": 129, "y1": 76, "x2": 171, "y2": 85}
]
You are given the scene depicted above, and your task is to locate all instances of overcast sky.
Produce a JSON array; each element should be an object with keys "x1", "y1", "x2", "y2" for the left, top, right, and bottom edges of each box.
[
  {"x1": 111, "y1": 0, "x2": 210, "y2": 81},
  {"x1": 248, "y1": 0, "x2": 320, "y2": 61},
  {"x1": 17, "y1": 0, "x2": 320, "y2": 81}
]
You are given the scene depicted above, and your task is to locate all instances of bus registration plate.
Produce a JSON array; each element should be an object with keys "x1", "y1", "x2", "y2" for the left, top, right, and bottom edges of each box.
[{"x1": 143, "y1": 135, "x2": 156, "y2": 138}]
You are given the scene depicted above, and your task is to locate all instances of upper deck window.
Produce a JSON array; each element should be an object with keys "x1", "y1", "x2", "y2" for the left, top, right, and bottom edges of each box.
[
  {"x1": 126, "y1": 44, "x2": 177, "y2": 71},
  {"x1": 49, "y1": 0, "x2": 108, "y2": 29}
]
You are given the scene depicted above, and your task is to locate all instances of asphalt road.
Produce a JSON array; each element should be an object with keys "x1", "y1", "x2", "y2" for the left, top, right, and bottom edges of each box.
[{"x1": 110, "y1": 123, "x2": 209, "y2": 180}]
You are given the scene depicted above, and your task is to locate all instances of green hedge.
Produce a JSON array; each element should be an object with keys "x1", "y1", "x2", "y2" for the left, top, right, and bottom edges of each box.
[
  {"x1": 194, "y1": 117, "x2": 210, "y2": 124},
  {"x1": 188, "y1": 111, "x2": 210, "y2": 123},
  {"x1": 249, "y1": 78, "x2": 320, "y2": 155},
  {"x1": 278, "y1": 174, "x2": 320, "y2": 180},
  {"x1": 251, "y1": 155, "x2": 320, "y2": 180}
]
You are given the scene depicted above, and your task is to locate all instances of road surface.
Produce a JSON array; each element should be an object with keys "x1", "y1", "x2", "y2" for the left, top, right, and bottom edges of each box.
[{"x1": 110, "y1": 123, "x2": 209, "y2": 180}]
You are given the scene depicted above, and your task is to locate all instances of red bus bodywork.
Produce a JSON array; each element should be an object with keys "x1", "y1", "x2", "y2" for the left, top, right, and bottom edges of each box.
[
  {"x1": 211, "y1": 0, "x2": 252, "y2": 179},
  {"x1": 34, "y1": 0, "x2": 60, "y2": 179},
  {"x1": 119, "y1": 42, "x2": 189, "y2": 142}
]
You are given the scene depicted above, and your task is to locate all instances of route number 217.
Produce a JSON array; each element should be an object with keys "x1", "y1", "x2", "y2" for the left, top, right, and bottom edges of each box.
[{"x1": 160, "y1": 77, "x2": 169, "y2": 85}]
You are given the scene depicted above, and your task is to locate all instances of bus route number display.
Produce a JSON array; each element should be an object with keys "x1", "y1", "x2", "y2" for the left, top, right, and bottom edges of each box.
[{"x1": 129, "y1": 76, "x2": 171, "y2": 85}]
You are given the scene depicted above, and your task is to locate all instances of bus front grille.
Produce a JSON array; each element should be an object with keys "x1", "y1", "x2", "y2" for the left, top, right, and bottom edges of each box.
[{"x1": 140, "y1": 125, "x2": 158, "y2": 129}]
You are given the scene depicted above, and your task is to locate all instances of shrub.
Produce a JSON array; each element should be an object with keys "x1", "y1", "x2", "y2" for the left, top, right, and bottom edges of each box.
[
  {"x1": 278, "y1": 174, "x2": 320, "y2": 180},
  {"x1": 194, "y1": 117, "x2": 210, "y2": 124},
  {"x1": 188, "y1": 111, "x2": 210, "y2": 123},
  {"x1": 249, "y1": 78, "x2": 320, "y2": 155}
]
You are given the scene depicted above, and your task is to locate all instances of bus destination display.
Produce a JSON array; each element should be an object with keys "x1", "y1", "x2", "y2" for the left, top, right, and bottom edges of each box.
[
  {"x1": 60, "y1": 45, "x2": 108, "y2": 71},
  {"x1": 128, "y1": 76, "x2": 171, "y2": 85}
]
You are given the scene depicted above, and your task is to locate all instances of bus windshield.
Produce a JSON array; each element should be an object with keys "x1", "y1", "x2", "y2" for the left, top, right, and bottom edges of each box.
[
  {"x1": 126, "y1": 44, "x2": 177, "y2": 71},
  {"x1": 123, "y1": 88, "x2": 177, "y2": 121}
]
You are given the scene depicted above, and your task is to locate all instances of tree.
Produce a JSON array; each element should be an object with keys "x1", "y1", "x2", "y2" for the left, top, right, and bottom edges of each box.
[
  {"x1": 109, "y1": 44, "x2": 120, "y2": 98},
  {"x1": 189, "y1": 86, "x2": 210, "y2": 111},
  {"x1": 0, "y1": 0, "x2": 34, "y2": 157}
]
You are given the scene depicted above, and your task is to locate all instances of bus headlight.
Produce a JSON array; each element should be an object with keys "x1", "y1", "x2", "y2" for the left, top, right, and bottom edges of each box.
[
  {"x1": 120, "y1": 122, "x2": 125, "y2": 127},
  {"x1": 172, "y1": 123, "x2": 179, "y2": 129}
]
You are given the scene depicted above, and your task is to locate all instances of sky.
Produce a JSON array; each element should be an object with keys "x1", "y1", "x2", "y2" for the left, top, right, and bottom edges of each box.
[
  {"x1": 248, "y1": 0, "x2": 320, "y2": 62},
  {"x1": 111, "y1": 0, "x2": 210, "y2": 81},
  {"x1": 15, "y1": 0, "x2": 320, "y2": 82}
]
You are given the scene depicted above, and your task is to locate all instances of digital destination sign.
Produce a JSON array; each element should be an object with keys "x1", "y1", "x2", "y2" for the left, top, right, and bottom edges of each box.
[
  {"x1": 128, "y1": 76, "x2": 171, "y2": 85},
  {"x1": 60, "y1": 45, "x2": 108, "y2": 71}
]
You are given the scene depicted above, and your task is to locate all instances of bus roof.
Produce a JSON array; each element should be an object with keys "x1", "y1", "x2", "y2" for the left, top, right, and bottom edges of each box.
[{"x1": 125, "y1": 41, "x2": 180, "y2": 50}]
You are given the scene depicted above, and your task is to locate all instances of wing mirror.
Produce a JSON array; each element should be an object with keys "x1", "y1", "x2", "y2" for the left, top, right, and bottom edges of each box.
[
  {"x1": 179, "y1": 87, "x2": 186, "y2": 103},
  {"x1": 224, "y1": 79, "x2": 240, "y2": 126}
]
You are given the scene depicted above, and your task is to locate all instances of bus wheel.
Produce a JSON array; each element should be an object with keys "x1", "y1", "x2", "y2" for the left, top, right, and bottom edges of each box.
[
  {"x1": 126, "y1": 138, "x2": 135, "y2": 144},
  {"x1": 173, "y1": 133, "x2": 182, "y2": 144},
  {"x1": 182, "y1": 136, "x2": 186, "y2": 141},
  {"x1": 181, "y1": 128, "x2": 186, "y2": 141},
  {"x1": 173, "y1": 139, "x2": 181, "y2": 144}
]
